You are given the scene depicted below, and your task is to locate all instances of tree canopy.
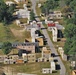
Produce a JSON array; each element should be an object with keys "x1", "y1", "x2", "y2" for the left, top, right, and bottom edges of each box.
[
  {"x1": 64, "y1": 0, "x2": 76, "y2": 10},
  {"x1": 41, "y1": 0, "x2": 59, "y2": 15},
  {"x1": 0, "y1": 0, "x2": 15, "y2": 25},
  {"x1": 64, "y1": 0, "x2": 76, "y2": 55},
  {"x1": 64, "y1": 23, "x2": 76, "y2": 55},
  {"x1": 2, "y1": 41, "x2": 12, "y2": 55},
  {"x1": 30, "y1": 10, "x2": 35, "y2": 21}
]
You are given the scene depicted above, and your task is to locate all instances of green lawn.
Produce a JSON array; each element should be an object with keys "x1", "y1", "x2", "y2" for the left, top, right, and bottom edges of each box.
[
  {"x1": 36, "y1": 3, "x2": 41, "y2": 16},
  {"x1": 4, "y1": 62, "x2": 59, "y2": 75},
  {"x1": 0, "y1": 23, "x2": 31, "y2": 42},
  {"x1": 63, "y1": 61, "x2": 71, "y2": 75},
  {"x1": 0, "y1": 23, "x2": 15, "y2": 42}
]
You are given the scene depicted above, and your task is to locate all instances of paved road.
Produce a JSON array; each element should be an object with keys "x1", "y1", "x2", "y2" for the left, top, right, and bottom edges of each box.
[{"x1": 30, "y1": 0, "x2": 66, "y2": 75}]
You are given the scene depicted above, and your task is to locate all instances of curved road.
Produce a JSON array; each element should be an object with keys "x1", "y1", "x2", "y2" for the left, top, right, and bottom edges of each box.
[{"x1": 30, "y1": 0, "x2": 66, "y2": 75}]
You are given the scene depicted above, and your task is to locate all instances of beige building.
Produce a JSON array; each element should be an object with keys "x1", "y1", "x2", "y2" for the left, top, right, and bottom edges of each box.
[
  {"x1": 4, "y1": 59, "x2": 15, "y2": 64},
  {"x1": 0, "y1": 55, "x2": 8, "y2": 63},
  {"x1": 27, "y1": 54, "x2": 36, "y2": 63},
  {"x1": 12, "y1": 43, "x2": 36, "y2": 53},
  {"x1": 49, "y1": 11, "x2": 63, "y2": 19},
  {"x1": 14, "y1": 0, "x2": 28, "y2": 3},
  {"x1": 25, "y1": 37, "x2": 44, "y2": 46},
  {"x1": 42, "y1": 47, "x2": 51, "y2": 61},
  {"x1": 72, "y1": 70, "x2": 76, "y2": 75},
  {"x1": 9, "y1": 55, "x2": 19, "y2": 61},
  {"x1": 22, "y1": 53, "x2": 36, "y2": 63},
  {"x1": 58, "y1": 47, "x2": 67, "y2": 61},
  {"x1": 22, "y1": 53, "x2": 27, "y2": 61}
]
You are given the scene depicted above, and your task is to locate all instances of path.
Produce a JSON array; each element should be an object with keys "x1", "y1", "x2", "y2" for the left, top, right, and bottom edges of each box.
[{"x1": 30, "y1": 0, "x2": 66, "y2": 75}]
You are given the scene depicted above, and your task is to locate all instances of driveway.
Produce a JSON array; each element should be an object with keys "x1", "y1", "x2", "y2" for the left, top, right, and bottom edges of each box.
[{"x1": 30, "y1": 0, "x2": 66, "y2": 75}]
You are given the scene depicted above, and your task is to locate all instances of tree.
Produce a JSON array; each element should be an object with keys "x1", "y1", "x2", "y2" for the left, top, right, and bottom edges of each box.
[
  {"x1": 64, "y1": 37, "x2": 76, "y2": 55},
  {"x1": 0, "y1": 0, "x2": 15, "y2": 25},
  {"x1": 64, "y1": 0, "x2": 73, "y2": 6},
  {"x1": 70, "y1": 0, "x2": 76, "y2": 10},
  {"x1": 61, "y1": 6, "x2": 72, "y2": 13},
  {"x1": 2, "y1": 41, "x2": 12, "y2": 55},
  {"x1": 64, "y1": 38, "x2": 72, "y2": 55},
  {"x1": 30, "y1": 10, "x2": 35, "y2": 21},
  {"x1": 64, "y1": 0, "x2": 76, "y2": 55},
  {"x1": 41, "y1": 0, "x2": 59, "y2": 14},
  {"x1": 64, "y1": 24, "x2": 76, "y2": 38},
  {"x1": 64, "y1": 23, "x2": 76, "y2": 55}
]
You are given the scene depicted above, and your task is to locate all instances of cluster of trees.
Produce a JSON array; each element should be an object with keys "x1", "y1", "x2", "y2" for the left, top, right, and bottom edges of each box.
[
  {"x1": 65, "y1": 0, "x2": 76, "y2": 10},
  {"x1": 0, "y1": 0, "x2": 15, "y2": 25},
  {"x1": 1, "y1": 41, "x2": 12, "y2": 55},
  {"x1": 41, "y1": 0, "x2": 59, "y2": 15},
  {"x1": 64, "y1": 0, "x2": 76, "y2": 55},
  {"x1": 30, "y1": 10, "x2": 35, "y2": 21}
]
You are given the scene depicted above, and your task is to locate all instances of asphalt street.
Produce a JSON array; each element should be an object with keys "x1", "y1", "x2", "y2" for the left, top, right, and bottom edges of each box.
[{"x1": 30, "y1": 0, "x2": 66, "y2": 75}]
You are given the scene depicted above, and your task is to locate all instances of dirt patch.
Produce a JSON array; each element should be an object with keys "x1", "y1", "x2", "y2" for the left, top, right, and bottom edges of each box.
[{"x1": 10, "y1": 28, "x2": 24, "y2": 38}]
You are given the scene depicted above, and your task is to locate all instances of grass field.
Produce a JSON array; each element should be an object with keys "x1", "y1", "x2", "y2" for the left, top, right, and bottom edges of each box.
[
  {"x1": 0, "y1": 23, "x2": 31, "y2": 42},
  {"x1": 0, "y1": 23, "x2": 15, "y2": 42},
  {"x1": 4, "y1": 62, "x2": 59, "y2": 75}
]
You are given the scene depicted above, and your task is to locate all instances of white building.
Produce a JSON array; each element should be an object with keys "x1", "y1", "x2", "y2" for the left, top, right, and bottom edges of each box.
[
  {"x1": 16, "y1": 9, "x2": 30, "y2": 18},
  {"x1": 31, "y1": 28, "x2": 36, "y2": 42},
  {"x1": 16, "y1": 20, "x2": 21, "y2": 25},
  {"x1": 14, "y1": 0, "x2": 26, "y2": 3},
  {"x1": 52, "y1": 27, "x2": 58, "y2": 42},
  {"x1": 49, "y1": 11, "x2": 63, "y2": 19},
  {"x1": 42, "y1": 68, "x2": 52, "y2": 74},
  {"x1": 26, "y1": 21, "x2": 41, "y2": 31},
  {"x1": 5, "y1": 1, "x2": 15, "y2": 6},
  {"x1": 51, "y1": 61, "x2": 55, "y2": 70},
  {"x1": 47, "y1": 21, "x2": 64, "y2": 42},
  {"x1": 58, "y1": 47, "x2": 67, "y2": 61},
  {"x1": 47, "y1": 21, "x2": 58, "y2": 42},
  {"x1": 17, "y1": 73, "x2": 36, "y2": 75}
]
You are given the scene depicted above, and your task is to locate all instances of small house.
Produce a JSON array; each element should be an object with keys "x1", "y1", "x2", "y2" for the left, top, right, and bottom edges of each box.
[
  {"x1": 27, "y1": 54, "x2": 36, "y2": 63},
  {"x1": 5, "y1": 1, "x2": 15, "y2": 6},
  {"x1": 22, "y1": 53, "x2": 36, "y2": 63},
  {"x1": 42, "y1": 68, "x2": 52, "y2": 74},
  {"x1": 51, "y1": 61, "x2": 55, "y2": 70},
  {"x1": 47, "y1": 21, "x2": 56, "y2": 31},
  {"x1": 47, "y1": 21, "x2": 64, "y2": 31},
  {"x1": 49, "y1": 11, "x2": 63, "y2": 19},
  {"x1": 38, "y1": 57, "x2": 47, "y2": 62},
  {"x1": 22, "y1": 53, "x2": 27, "y2": 62},
  {"x1": 9, "y1": 55, "x2": 19, "y2": 61},
  {"x1": 4, "y1": 59, "x2": 9, "y2": 64},
  {"x1": 16, "y1": 9, "x2": 30, "y2": 18},
  {"x1": 4, "y1": 58, "x2": 15, "y2": 64},
  {"x1": 16, "y1": 20, "x2": 21, "y2": 25},
  {"x1": 58, "y1": 47, "x2": 67, "y2": 61},
  {"x1": 9, "y1": 59, "x2": 15, "y2": 64},
  {"x1": 17, "y1": 73, "x2": 36, "y2": 75},
  {"x1": 42, "y1": 47, "x2": 51, "y2": 60},
  {"x1": 0, "y1": 55, "x2": 8, "y2": 63},
  {"x1": 26, "y1": 21, "x2": 41, "y2": 31},
  {"x1": 14, "y1": 0, "x2": 27, "y2": 3}
]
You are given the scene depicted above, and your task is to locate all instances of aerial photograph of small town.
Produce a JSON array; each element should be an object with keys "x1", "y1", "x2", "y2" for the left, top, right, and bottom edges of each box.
[{"x1": 0, "y1": 0, "x2": 76, "y2": 75}]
